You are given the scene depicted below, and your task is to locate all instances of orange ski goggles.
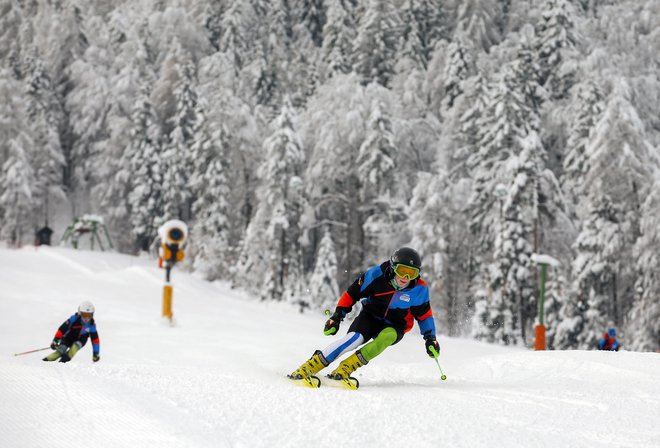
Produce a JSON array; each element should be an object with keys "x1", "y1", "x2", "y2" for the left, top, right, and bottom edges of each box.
[{"x1": 392, "y1": 263, "x2": 420, "y2": 280}]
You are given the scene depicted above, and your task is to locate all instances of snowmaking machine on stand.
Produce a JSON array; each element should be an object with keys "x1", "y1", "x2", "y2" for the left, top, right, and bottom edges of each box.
[{"x1": 158, "y1": 220, "x2": 187, "y2": 324}]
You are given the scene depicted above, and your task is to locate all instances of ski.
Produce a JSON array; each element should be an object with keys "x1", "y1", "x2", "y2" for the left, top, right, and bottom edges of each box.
[
  {"x1": 324, "y1": 374, "x2": 360, "y2": 390},
  {"x1": 286, "y1": 374, "x2": 321, "y2": 388}
]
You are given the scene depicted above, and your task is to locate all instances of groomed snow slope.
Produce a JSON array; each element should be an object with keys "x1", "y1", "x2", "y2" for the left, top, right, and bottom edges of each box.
[{"x1": 1, "y1": 246, "x2": 659, "y2": 448}]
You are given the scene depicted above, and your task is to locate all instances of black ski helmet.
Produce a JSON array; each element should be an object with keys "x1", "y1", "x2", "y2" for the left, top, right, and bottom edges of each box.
[{"x1": 390, "y1": 247, "x2": 422, "y2": 270}]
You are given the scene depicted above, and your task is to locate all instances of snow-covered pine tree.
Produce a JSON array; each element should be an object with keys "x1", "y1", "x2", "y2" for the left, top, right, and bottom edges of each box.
[
  {"x1": 188, "y1": 92, "x2": 231, "y2": 281},
  {"x1": 408, "y1": 170, "x2": 474, "y2": 335},
  {"x1": 543, "y1": 270, "x2": 567, "y2": 349},
  {"x1": 0, "y1": 1, "x2": 23, "y2": 72},
  {"x1": 239, "y1": 98, "x2": 305, "y2": 302},
  {"x1": 160, "y1": 41, "x2": 197, "y2": 221},
  {"x1": 454, "y1": 0, "x2": 501, "y2": 53},
  {"x1": 392, "y1": 7, "x2": 427, "y2": 111},
  {"x1": 65, "y1": 54, "x2": 111, "y2": 215},
  {"x1": 0, "y1": 143, "x2": 35, "y2": 245},
  {"x1": 267, "y1": 0, "x2": 294, "y2": 68},
  {"x1": 561, "y1": 78, "x2": 605, "y2": 212},
  {"x1": 202, "y1": 0, "x2": 224, "y2": 52},
  {"x1": 357, "y1": 93, "x2": 400, "y2": 261},
  {"x1": 508, "y1": 135, "x2": 546, "y2": 338},
  {"x1": 468, "y1": 37, "x2": 547, "y2": 344},
  {"x1": 398, "y1": 0, "x2": 426, "y2": 72},
  {"x1": 455, "y1": 72, "x2": 491, "y2": 168},
  {"x1": 127, "y1": 84, "x2": 164, "y2": 251},
  {"x1": 321, "y1": 0, "x2": 356, "y2": 78},
  {"x1": 553, "y1": 290, "x2": 586, "y2": 349},
  {"x1": 478, "y1": 135, "x2": 541, "y2": 345},
  {"x1": 249, "y1": 0, "x2": 296, "y2": 111},
  {"x1": 534, "y1": 0, "x2": 580, "y2": 100},
  {"x1": 357, "y1": 98, "x2": 397, "y2": 196},
  {"x1": 298, "y1": 0, "x2": 326, "y2": 48},
  {"x1": 287, "y1": 1, "x2": 322, "y2": 108},
  {"x1": 191, "y1": 154, "x2": 230, "y2": 281},
  {"x1": 217, "y1": 1, "x2": 249, "y2": 75},
  {"x1": 196, "y1": 50, "x2": 263, "y2": 240},
  {"x1": 28, "y1": 0, "x2": 88, "y2": 82},
  {"x1": 569, "y1": 194, "x2": 623, "y2": 349},
  {"x1": 97, "y1": 30, "x2": 157, "y2": 252},
  {"x1": 307, "y1": 226, "x2": 340, "y2": 311},
  {"x1": 466, "y1": 65, "x2": 535, "y2": 263},
  {"x1": 510, "y1": 25, "x2": 546, "y2": 112},
  {"x1": 34, "y1": 2, "x2": 90, "y2": 212},
  {"x1": 627, "y1": 184, "x2": 660, "y2": 352},
  {"x1": 441, "y1": 38, "x2": 472, "y2": 112},
  {"x1": 0, "y1": 69, "x2": 36, "y2": 244},
  {"x1": 302, "y1": 73, "x2": 367, "y2": 283},
  {"x1": 578, "y1": 79, "x2": 652, "y2": 324},
  {"x1": 251, "y1": 0, "x2": 270, "y2": 19},
  {"x1": 23, "y1": 52, "x2": 65, "y2": 224},
  {"x1": 399, "y1": 0, "x2": 446, "y2": 70},
  {"x1": 472, "y1": 273, "x2": 514, "y2": 344},
  {"x1": 352, "y1": 0, "x2": 401, "y2": 87},
  {"x1": 581, "y1": 79, "x2": 650, "y2": 211}
]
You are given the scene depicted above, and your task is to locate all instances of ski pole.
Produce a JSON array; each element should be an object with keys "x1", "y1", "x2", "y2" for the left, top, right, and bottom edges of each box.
[
  {"x1": 13, "y1": 347, "x2": 51, "y2": 356},
  {"x1": 429, "y1": 346, "x2": 447, "y2": 380}
]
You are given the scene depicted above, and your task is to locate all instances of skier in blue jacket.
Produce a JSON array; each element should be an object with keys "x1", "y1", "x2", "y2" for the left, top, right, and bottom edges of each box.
[
  {"x1": 43, "y1": 301, "x2": 101, "y2": 363},
  {"x1": 289, "y1": 247, "x2": 439, "y2": 388},
  {"x1": 598, "y1": 328, "x2": 620, "y2": 351}
]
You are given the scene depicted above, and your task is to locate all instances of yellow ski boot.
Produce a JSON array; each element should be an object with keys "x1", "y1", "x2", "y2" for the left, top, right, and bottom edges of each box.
[
  {"x1": 326, "y1": 351, "x2": 367, "y2": 390},
  {"x1": 42, "y1": 343, "x2": 81, "y2": 363},
  {"x1": 287, "y1": 350, "x2": 328, "y2": 388},
  {"x1": 59, "y1": 343, "x2": 80, "y2": 363},
  {"x1": 43, "y1": 351, "x2": 62, "y2": 362}
]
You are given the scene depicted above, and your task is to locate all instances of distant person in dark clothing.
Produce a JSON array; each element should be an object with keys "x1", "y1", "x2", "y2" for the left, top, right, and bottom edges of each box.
[
  {"x1": 35, "y1": 226, "x2": 53, "y2": 246},
  {"x1": 598, "y1": 328, "x2": 620, "y2": 351}
]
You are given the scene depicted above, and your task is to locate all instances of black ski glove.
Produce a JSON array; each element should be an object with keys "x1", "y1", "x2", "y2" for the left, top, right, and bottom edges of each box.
[
  {"x1": 50, "y1": 338, "x2": 61, "y2": 350},
  {"x1": 92, "y1": 353, "x2": 100, "y2": 363},
  {"x1": 324, "y1": 308, "x2": 347, "y2": 336},
  {"x1": 424, "y1": 335, "x2": 440, "y2": 358}
]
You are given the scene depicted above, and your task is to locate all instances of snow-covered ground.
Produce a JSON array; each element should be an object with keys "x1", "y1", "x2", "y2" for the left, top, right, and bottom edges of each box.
[{"x1": 1, "y1": 246, "x2": 659, "y2": 448}]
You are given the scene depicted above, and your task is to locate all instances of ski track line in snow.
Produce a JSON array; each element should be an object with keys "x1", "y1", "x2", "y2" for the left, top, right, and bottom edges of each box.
[{"x1": 38, "y1": 248, "x2": 96, "y2": 275}]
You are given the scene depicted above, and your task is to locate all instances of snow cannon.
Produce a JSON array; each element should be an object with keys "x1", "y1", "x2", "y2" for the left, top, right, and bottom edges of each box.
[
  {"x1": 158, "y1": 220, "x2": 188, "y2": 323},
  {"x1": 158, "y1": 219, "x2": 188, "y2": 268},
  {"x1": 158, "y1": 220, "x2": 188, "y2": 276}
]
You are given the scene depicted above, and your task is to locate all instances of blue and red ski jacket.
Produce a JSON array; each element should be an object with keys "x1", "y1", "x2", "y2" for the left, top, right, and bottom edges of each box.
[
  {"x1": 53, "y1": 314, "x2": 100, "y2": 355},
  {"x1": 598, "y1": 334, "x2": 620, "y2": 351},
  {"x1": 336, "y1": 261, "x2": 436, "y2": 337}
]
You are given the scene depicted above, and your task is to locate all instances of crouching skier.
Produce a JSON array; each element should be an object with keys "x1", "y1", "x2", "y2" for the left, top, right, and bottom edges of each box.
[
  {"x1": 288, "y1": 247, "x2": 439, "y2": 389},
  {"x1": 43, "y1": 301, "x2": 101, "y2": 363}
]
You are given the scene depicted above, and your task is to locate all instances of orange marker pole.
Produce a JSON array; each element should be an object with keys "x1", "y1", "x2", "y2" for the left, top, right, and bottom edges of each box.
[
  {"x1": 534, "y1": 264, "x2": 548, "y2": 351},
  {"x1": 163, "y1": 283, "x2": 173, "y2": 321},
  {"x1": 162, "y1": 263, "x2": 173, "y2": 321}
]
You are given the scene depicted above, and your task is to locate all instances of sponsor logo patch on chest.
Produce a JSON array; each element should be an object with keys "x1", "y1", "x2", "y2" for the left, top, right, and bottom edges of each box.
[{"x1": 400, "y1": 294, "x2": 411, "y2": 302}]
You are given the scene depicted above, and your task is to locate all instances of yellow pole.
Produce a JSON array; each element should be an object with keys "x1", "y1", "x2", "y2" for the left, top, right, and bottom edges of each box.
[{"x1": 163, "y1": 283, "x2": 173, "y2": 321}]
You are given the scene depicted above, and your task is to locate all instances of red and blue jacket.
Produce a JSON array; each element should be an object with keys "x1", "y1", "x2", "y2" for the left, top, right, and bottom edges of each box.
[
  {"x1": 336, "y1": 261, "x2": 436, "y2": 337},
  {"x1": 54, "y1": 314, "x2": 100, "y2": 355},
  {"x1": 598, "y1": 334, "x2": 620, "y2": 351}
]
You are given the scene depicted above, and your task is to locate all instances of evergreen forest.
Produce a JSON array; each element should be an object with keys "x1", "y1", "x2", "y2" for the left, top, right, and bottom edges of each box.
[{"x1": 1, "y1": 0, "x2": 659, "y2": 351}]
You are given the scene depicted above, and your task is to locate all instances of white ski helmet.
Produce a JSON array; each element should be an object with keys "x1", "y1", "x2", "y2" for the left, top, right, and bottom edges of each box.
[{"x1": 78, "y1": 301, "x2": 95, "y2": 314}]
